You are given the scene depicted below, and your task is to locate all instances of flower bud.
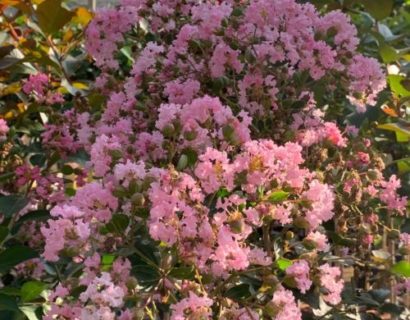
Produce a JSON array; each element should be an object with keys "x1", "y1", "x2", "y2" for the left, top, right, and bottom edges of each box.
[
  {"x1": 162, "y1": 123, "x2": 175, "y2": 138},
  {"x1": 131, "y1": 193, "x2": 145, "y2": 207}
]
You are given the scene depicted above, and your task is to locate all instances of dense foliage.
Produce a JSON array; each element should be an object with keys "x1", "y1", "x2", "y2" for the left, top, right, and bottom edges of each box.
[{"x1": 0, "y1": 0, "x2": 409, "y2": 319}]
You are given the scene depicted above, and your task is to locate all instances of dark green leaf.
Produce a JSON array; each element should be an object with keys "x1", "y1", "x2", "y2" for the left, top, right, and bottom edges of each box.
[
  {"x1": 61, "y1": 165, "x2": 74, "y2": 175},
  {"x1": 131, "y1": 264, "x2": 161, "y2": 287},
  {"x1": 225, "y1": 283, "x2": 252, "y2": 300},
  {"x1": 0, "y1": 294, "x2": 18, "y2": 311},
  {"x1": 0, "y1": 226, "x2": 8, "y2": 243},
  {"x1": 0, "y1": 173, "x2": 14, "y2": 183},
  {"x1": 0, "y1": 288, "x2": 20, "y2": 297},
  {"x1": 181, "y1": 148, "x2": 198, "y2": 167},
  {"x1": 0, "y1": 57, "x2": 20, "y2": 70},
  {"x1": 169, "y1": 266, "x2": 195, "y2": 280},
  {"x1": 16, "y1": 210, "x2": 50, "y2": 225},
  {"x1": 0, "y1": 246, "x2": 38, "y2": 274},
  {"x1": 106, "y1": 214, "x2": 129, "y2": 234},
  {"x1": 363, "y1": 0, "x2": 394, "y2": 20},
  {"x1": 369, "y1": 289, "x2": 390, "y2": 303},
  {"x1": 0, "y1": 195, "x2": 29, "y2": 218},
  {"x1": 379, "y1": 303, "x2": 404, "y2": 315}
]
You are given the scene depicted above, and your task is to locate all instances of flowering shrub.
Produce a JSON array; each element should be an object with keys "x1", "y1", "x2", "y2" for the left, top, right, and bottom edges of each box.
[{"x1": 0, "y1": 0, "x2": 409, "y2": 319}]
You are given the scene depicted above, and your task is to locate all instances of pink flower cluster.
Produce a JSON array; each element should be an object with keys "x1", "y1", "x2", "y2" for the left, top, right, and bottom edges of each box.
[
  {"x1": 22, "y1": 73, "x2": 64, "y2": 104},
  {"x1": 11, "y1": 0, "x2": 405, "y2": 318}
]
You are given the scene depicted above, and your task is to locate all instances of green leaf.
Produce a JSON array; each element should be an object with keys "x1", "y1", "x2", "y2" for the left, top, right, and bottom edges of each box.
[
  {"x1": 0, "y1": 57, "x2": 20, "y2": 70},
  {"x1": 21, "y1": 281, "x2": 46, "y2": 302},
  {"x1": 225, "y1": 283, "x2": 252, "y2": 300},
  {"x1": 169, "y1": 265, "x2": 196, "y2": 280},
  {"x1": 61, "y1": 165, "x2": 74, "y2": 175},
  {"x1": 379, "y1": 43, "x2": 398, "y2": 63},
  {"x1": 0, "y1": 294, "x2": 18, "y2": 311},
  {"x1": 131, "y1": 264, "x2": 161, "y2": 287},
  {"x1": 0, "y1": 195, "x2": 29, "y2": 218},
  {"x1": 120, "y1": 46, "x2": 134, "y2": 62},
  {"x1": 391, "y1": 261, "x2": 410, "y2": 277},
  {"x1": 101, "y1": 254, "x2": 116, "y2": 271},
  {"x1": 181, "y1": 148, "x2": 198, "y2": 167},
  {"x1": 378, "y1": 122, "x2": 410, "y2": 142},
  {"x1": 363, "y1": 0, "x2": 394, "y2": 20},
  {"x1": 35, "y1": 0, "x2": 74, "y2": 34},
  {"x1": 0, "y1": 288, "x2": 21, "y2": 297},
  {"x1": 0, "y1": 246, "x2": 38, "y2": 274},
  {"x1": 388, "y1": 75, "x2": 410, "y2": 97},
  {"x1": 105, "y1": 214, "x2": 129, "y2": 234},
  {"x1": 267, "y1": 190, "x2": 289, "y2": 203},
  {"x1": 329, "y1": 231, "x2": 356, "y2": 246},
  {"x1": 0, "y1": 172, "x2": 15, "y2": 183},
  {"x1": 15, "y1": 210, "x2": 50, "y2": 225},
  {"x1": 276, "y1": 257, "x2": 293, "y2": 271},
  {"x1": 397, "y1": 158, "x2": 410, "y2": 174},
  {"x1": 0, "y1": 226, "x2": 8, "y2": 243},
  {"x1": 379, "y1": 303, "x2": 404, "y2": 315},
  {"x1": 216, "y1": 188, "x2": 230, "y2": 199}
]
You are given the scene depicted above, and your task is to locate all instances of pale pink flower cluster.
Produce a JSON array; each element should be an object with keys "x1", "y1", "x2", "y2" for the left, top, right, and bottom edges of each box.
[
  {"x1": 23, "y1": 0, "x2": 404, "y2": 318},
  {"x1": 347, "y1": 55, "x2": 386, "y2": 112},
  {"x1": 271, "y1": 286, "x2": 302, "y2": 320},
  {"x1": 170, "y1": 292, "x2": 213, "y2": 320},
  {"x1": 155, "y1": 95, "x2": 252, "y2": 153},
  {"x1": 85, "y1": 7, "x2": 137, "y2": 69},
  {"x1": 286, "y1": 260, "x2": 312, "y2": 293},
  {"x1": 0, "y1": 119, "x2": 9, "y2": 140},
  {"x1": 379, "y1": 175, "x2": 408, "y2": 214},
  {"x1": 306, "y1": 231, "x2": 330, "y2": 252},
  {"x1": 319, "y1": 263, "x2": 344, "y2": 305}
]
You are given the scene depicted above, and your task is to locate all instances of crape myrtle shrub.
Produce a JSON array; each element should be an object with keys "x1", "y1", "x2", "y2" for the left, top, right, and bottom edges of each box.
[{"x1": 0, "y1": 0, "x2": 409, "y2": 319}]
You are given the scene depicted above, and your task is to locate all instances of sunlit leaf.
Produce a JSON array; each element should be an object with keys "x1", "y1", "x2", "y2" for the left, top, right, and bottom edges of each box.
[
  {"x1": 73, "y1": 7, "x2": 94, "y2": 26},
  {"x1": 36, "y1": 0, "x2": 74, "y2": 34},
  {"x1": 391, "y1": 261, "x2": 410, "y2": 278},
  {"x1": 277, "y1": 257, "x2": 293, "y2": 271},
  {"x1": 21, "y1": 281, "x2": 46, "y2": 302},
  {"x1": 388, "y1": 75, "x2": 410, "y2": 97}
]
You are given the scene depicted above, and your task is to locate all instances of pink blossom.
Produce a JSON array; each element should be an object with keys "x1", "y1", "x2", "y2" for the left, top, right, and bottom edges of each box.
[
  {"x1": 319, "y1": 263, "x2": 344, "y2": 305},
  {"x1": 306, "y1": 231, "x2": 330, "y2": 252},
  {"x1": 170, "y1": 292, "x2": 213, "y2": 320},
  {"x1": 286, "y1": 260, "x2": 312, "y2": 293},
  {"x1": 271, "y1": 286, "x2": 302, "y2": 320}
]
